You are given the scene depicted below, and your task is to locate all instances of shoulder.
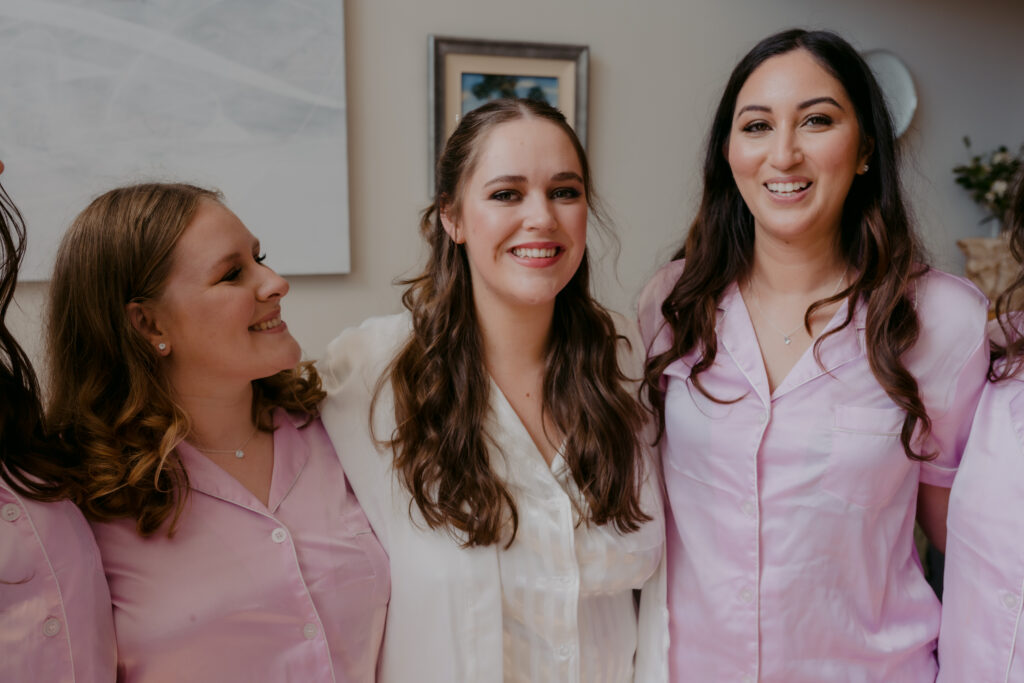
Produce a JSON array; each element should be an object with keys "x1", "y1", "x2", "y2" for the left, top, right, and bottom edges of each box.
[
  {"x1": 915, "y1": 268, "x2": 989, "y2": 322},
  {"x1": 637, "y1": 259, "x2": 686, "y2": 354},
  {"x1": 910, "y1": 269, "x2": 988, "y2": 362},
  {"x1": 318, "y1": 312, "x2": 412, "y2": 392}
]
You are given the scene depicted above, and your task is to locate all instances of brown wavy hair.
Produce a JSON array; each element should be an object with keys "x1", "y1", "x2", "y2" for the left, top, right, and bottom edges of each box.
[
  {"x1": 991, "y1": 171, "x2": 1024, "y2": 380},
  {"x1": 0, "y1": 176, "x2": 80, "y2": 501},
  {"x1": 645, "y1": 29, "x2": 934, "y2": 461},
  {"x1": 46, "y1": 183, "x2": 324, "y2": 536},
  {"x1": 376, "y1": 98, "x2": 650, "y2": 547}
]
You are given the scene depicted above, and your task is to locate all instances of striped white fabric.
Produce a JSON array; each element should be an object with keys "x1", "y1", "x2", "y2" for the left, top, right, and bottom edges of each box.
[{"x1": 488, "y1": 382, "x2": 664, "y2": 683}]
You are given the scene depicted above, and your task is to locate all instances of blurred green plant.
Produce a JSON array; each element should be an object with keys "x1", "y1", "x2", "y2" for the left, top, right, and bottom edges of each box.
[{"x1": 953, "y1": 137, "x2": 1023, "y2": 229}]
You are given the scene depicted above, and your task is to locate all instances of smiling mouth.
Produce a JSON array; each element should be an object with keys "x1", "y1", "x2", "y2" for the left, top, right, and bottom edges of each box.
[
  {"x1": 511, "y1": 246, "x2": 561, "y2": 259},
  {"x1": 249, "y1": 316, "x2": 283, "y2": 331},
  {"x1": 765, "y1": 181, "x2": 811, "y2": 196}
]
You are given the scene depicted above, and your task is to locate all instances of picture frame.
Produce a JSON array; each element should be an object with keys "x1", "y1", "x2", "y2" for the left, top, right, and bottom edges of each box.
[{"x1": 428, "y1": 36, "x2": 589, "y2": 187}]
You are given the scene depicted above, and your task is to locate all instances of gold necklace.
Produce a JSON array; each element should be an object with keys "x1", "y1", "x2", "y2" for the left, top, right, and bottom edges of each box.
[
  {"x1": 193, "y1": 425, "x2": 260, "y2": 459},
  {"x1": 748, "y1": 268, "x2": 848, "y2": 345}
]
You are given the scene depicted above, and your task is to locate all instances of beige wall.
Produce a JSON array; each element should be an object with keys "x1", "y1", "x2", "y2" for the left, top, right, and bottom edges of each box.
[{"x1": 11, "y1": 0, "x2": 1024, "y2": 373}]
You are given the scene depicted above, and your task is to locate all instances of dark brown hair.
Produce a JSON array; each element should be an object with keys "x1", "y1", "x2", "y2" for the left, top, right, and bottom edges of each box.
[
  {"x1": 377, "y1": 98, "x2": 650, "y2": 547},
  {"x1": 645, "y1": 29, "x2": 934, "y2": 461},
  {"x1": 0, "y1": 177, "x2": 78, "y2": 501},
  {"x1": 991, "y1": 171, "x2": 1024, "y2": 379},
  {"x1": 47, "y1": 183, "x2": 324, "y2": 536}
]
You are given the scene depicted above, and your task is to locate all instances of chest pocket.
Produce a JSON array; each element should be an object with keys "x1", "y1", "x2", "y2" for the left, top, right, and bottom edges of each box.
[{"x1": 821, "y1": 405, "x2": 914, "y2": 507}]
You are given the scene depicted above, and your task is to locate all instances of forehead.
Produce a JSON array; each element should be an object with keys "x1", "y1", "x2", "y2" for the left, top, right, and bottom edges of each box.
[
  {"x1": 467, "y1": 117, "x2": 582, "y2": 180},
  {"x1": 736, "y1": 49, "x2": 851, "y2": 109},
  {"x1": 169, "y1": 200, "x2": 253, "y2": 268}
]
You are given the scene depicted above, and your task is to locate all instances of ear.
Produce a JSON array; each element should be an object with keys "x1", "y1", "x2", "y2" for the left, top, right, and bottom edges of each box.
[
  {"x1": 858, "y1": 136, "x2": 875, "y2": 174},
  {"x1": 439, "y1": 202, "x2": 464, "y2": 245},
  {"x1": 126, "y1": 301, "x2": 170, "y2": 356}
]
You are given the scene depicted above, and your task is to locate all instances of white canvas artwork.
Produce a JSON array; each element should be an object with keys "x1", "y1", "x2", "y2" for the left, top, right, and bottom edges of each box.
[{"x1": 0, "y1": 0, "x2": 349, "y2": 280}]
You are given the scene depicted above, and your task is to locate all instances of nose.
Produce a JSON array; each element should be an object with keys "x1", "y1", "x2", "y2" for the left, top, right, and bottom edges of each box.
[
  {"x1": 768, "y1": 126, "x2": 802, "y2": 170},
  {"x1": 257, "y1": 264, "x2": 289, "y2": 301},
  {"x1": 524, "y1": 192, "x2": 557, "y2": 232}
]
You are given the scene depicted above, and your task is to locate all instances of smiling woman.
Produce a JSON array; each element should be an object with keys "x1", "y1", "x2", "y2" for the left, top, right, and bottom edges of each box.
[
  {"x1": 318, "y1": 98, "x2": 666, "y2": 683},
  {"x1": 641, "y1": 29, "x2": 988, "y2": 681},
  {"x1": 45, "y1": 184, "x2": 388, "y2": 683}
]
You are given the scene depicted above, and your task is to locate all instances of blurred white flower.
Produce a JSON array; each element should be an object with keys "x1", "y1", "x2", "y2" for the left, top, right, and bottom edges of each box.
[
  {"x1": 992, "y1": 179, "x2": 1009, "y2": 197},
  {"x1": 993, "y1": 152, "x2": 1011, "y2": 165},
  {"x1": 985, "y1": 191, "x2": 995, "y2": 203}
]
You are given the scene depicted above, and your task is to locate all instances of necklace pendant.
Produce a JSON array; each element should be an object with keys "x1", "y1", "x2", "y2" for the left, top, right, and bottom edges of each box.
[
  {"x1": 234, "y1": 449, "x2": 245, "y2": 459},
  {"x1": 783, "y1": 336, "x2": 792, "y2": 345}
]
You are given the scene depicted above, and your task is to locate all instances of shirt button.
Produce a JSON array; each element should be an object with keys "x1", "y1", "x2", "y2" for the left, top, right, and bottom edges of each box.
[
  {"x1": 1, "y1": 503, "x2": 21, "y2": 522},
  {"x1": 1003, "y1": 593, "x2": 1020, "y2": 610},
  {"x1": 556, "y1": 644, "x2": 574, "y2": 659},
  {"x1": 42, "y1": 618, "x2": 62, "y2": 637},
  {"x1": 739, "y1": 587, "x2": 754, "y2": 604},
  {"x1": 303, "y1": 622, "x2": 319, "y2": 639},
  {"x1": 741, "y1": 675, "x2": 754, "y2": 683},
  {"x1": 758, "y1": 412, "x2": 768, "y2": 425},
  {"x1": 270, "y1": 527, "x2": 288, "y2": 543},
  {"x1": 741, "y1": 500, "x2": 756, "y2": 518}
]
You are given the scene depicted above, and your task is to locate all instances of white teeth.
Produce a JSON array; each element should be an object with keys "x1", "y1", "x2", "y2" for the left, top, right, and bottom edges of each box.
[
  {"x1": 766, "y1": 181, "x2": 810, "y2": 195},
  {"x1": 512, "y1": 247, "x2": 558, "y2": 259},
  {"x1": 250, "y1": 317, "x2": 282, "y2": 331}
]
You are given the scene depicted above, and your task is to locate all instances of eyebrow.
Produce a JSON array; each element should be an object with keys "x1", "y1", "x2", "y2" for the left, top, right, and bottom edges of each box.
[
  {"x1": 209, "y1": 240, "x2": 260, "y2": 271},
  {"x1": 735, "y1": 96, "x2": 845, "y2": 118},
  {"x1": 482, "y1": 171, "x2": 584, "y2": 187}
]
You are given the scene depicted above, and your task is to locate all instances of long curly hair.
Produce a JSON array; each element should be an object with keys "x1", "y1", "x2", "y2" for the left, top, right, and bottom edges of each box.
[
  {"x1": 47, "y1": 183, "x2": 324, "y2": 536},
  {"x1": 376, "y1": 98, "x2": 650, "y2": 547},
  {"x1": 0, "y1": 176, "x2": 78, "y2": 501},
  {"x1": 645, "y1": 29, "x2": 933, "y2": 461},
  {"x1": 992, "y1": 171, "x2": 1024, "y2": 379}
]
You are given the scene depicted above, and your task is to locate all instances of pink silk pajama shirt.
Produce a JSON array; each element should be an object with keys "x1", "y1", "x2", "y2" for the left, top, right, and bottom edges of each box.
[
  {"x1": 91, "y1": 410, "x2": 389, "y2": 683},
  {"x1": 640, "y1": 261, "x2": 988, "y2": 682}
]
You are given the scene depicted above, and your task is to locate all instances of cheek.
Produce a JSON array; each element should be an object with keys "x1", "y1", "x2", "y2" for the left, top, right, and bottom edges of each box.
[{"x1": 726, "y1": 143, "x2": 761, "y2": 185}]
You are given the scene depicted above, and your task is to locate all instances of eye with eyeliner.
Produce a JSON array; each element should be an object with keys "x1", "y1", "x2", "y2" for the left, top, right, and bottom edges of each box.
[
  {"x1": 489, "y1": 189, "x2": 519, "y2": 202},
  {"x1": 740, "y1": 120, "x2": 771, "y2": 134},
  {"x1": 220, "y1": 266, "x2": 242, "y2": 283},
  {"x1": 551, "y1": 187, "x2": 582, "y2": 200},
  {"x1": 803, "y1": 113, "x2": 833, "y2": 128}
]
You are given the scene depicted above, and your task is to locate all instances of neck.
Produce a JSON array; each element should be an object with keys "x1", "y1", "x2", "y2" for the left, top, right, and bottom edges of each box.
[
  {"x1": 750, "y1": 228, "x2": 846, "y2": 295},
  {"x1": 475, "y1": 299, "x2": 553, "y2": 373},
  {"x1": 174, "y1": 383, "x2": 258, "y2": 450}
]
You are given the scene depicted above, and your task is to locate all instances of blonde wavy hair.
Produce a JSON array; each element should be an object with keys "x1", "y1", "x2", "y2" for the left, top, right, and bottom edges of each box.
[{"x1": 46, "y1": 183, "x2": 324, "y2": 536}]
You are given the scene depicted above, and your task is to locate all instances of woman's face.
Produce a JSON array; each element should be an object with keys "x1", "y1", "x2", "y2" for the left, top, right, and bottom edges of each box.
[
  {"x1": 144, "y1": 200, "x2": 301, "y2": 396},
  {"x1": 441, "y1": 117, "x2": 588, "y2": 317},
  {"x1": 727, "y1": 48, "x2": 870, "y2": 247}
]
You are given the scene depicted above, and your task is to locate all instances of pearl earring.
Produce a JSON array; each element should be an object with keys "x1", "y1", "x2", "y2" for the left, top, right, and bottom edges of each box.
[{"x1": 158, "y1": 343, "x2": 167, "y2": 351}]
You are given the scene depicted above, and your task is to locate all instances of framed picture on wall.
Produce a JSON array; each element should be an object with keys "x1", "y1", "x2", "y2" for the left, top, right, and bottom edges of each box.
[{"x1": 428, "y1": 36, "x2": 589, "y2": 187}]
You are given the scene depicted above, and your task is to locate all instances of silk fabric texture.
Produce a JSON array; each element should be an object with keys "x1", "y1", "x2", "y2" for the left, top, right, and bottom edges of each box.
[
  {"x1": 940, "y1": 330, "x2": 1024, "y2": 682},
  {"x1": 317, "y1": 312, "x2": 668, "y2": 683},
  {"x1": 91, "y1": 410, "x2": 389, "y2": 683},
  {"x1": 1, "y1": 480, "x2": 116, "y2": 683},
  {"x1": 640, "y1": 260, "x2": 988, "y2": 682}
]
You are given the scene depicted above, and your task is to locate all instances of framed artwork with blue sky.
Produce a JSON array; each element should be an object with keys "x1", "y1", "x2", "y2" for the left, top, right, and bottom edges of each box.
[{"x1": 429, "y1": 36, "x2": 588, "y2": 189}]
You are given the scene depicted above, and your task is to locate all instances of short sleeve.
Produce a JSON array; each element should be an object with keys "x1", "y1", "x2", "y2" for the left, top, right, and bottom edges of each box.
[{"x1": 911, "y1": 271, "x2": 990, "y2": 486}]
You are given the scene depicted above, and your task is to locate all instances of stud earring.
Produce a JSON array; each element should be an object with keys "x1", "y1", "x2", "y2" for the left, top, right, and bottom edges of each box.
[
  {"x1": 861, "y1": 163, "x2": 870, "y2": 173},
  {"x1": 158, "y1": 343, "x2": 167, "y2": 351}
]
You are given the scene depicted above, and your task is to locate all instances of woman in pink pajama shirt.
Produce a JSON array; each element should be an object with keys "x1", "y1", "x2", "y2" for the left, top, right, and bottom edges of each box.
[
  {"x1": 641, "y1": 29, "x2": 988, "y2": 681},
  {"x1": 939, "y1": 174, "x2": 1024, "y2": 681},
  {"x1": 0, "y1": 159, "x2": 116, "y2": 682},
  {"x1": 46, "y1": 183, "x2": 388, "y2": 683}
]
